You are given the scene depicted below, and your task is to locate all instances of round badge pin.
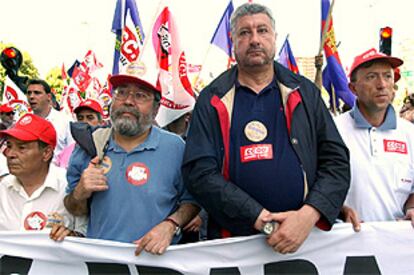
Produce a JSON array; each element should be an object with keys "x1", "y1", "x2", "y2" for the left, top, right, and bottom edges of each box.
[
  {"x1": 126, "y1": 162, "x2": 150, "y2": 186},
  {"x1": 97, "y1": 156, "x2": 112, "y2": 174},
  {"x1": 24, "y1": 211, "x2": 47, "y2": 231},
  {"x1": 244, "y1": 121, "x2": 268, "y2": 142}
]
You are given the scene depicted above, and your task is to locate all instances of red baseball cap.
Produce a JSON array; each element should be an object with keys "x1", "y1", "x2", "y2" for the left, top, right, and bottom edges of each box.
[
  {"x1": 349, "y1": 48, "x2": 403, "y2": 77},
  {"x1": 74, "y1": 99, "x2": 103, "y2": 115},
  {"x1": 0, "y1": 113, "x2": 57, "y2": 149},
  {"x1": 0, "y1": 104, "x2": 14, "y2": 113},
  {"x1": 109, "y1": 63, "x2": 161, "y2": 95}
]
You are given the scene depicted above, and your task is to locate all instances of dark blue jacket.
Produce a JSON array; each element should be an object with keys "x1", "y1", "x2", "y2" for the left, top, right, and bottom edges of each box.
[{"x1": 182, "y1": 62, "x2": 350, "y2": 239}]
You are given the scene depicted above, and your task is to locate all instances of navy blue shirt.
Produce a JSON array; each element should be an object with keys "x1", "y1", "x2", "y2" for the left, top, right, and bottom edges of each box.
[{"x1": 229, "y1": 80, "x2": 304, "y2": 212}]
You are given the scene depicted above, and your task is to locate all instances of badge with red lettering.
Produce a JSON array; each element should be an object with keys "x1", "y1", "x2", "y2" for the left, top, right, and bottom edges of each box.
[
  {"x1": 240, "y1": 144, "x2": 273, "y2": 163},
  {"x1": 126, "y1": 162, "x2": 150, "y2": 186},
  {"x1": 244, "y1": 121, "x2": 267, "y2": 142},
  {"x1": 383, "y1": 139, "x2": 407, "y2": 154},
  {"x1": 24, "y1": 211, "x2": 47, "y2": 230}
]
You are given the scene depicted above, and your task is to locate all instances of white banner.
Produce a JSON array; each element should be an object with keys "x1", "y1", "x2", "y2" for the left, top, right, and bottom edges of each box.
[{"x1": 0, "y1": 221, "x2": 413, "y2": 275}]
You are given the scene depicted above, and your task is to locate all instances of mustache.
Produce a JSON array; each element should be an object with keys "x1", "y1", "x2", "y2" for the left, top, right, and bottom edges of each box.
[{"x1": 112, "y1": 105, "x2": 141, "y2": 120}]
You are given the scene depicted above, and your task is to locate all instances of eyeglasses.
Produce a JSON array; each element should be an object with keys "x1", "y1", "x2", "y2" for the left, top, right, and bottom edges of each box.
[{"x1": 114, "y1": 88, "x2": 154, "y2": 103}]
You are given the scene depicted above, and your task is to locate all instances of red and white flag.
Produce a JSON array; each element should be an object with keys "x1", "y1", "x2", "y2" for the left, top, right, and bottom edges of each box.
[
  {"x1": 2, "y1": 76, "x2": 31, "y2": 120},
  {"x1": 80, "y1": 50, "x2": 103, "y2": 74},
  {"x1": 72, "y1": 66, "x2": 92, "y2": 92},
  {"x1": 137, "y1": 4, "x2": 195, "y2": 127}
]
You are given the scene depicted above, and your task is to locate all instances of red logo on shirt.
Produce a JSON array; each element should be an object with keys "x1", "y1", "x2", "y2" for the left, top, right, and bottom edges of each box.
[
  {"x1": 24, "y1": 211, "x2": 47, "y2": 230},
  {"x1": 383, "y1": 140, "x2": 407, "y2": 154},
  {"x1": 240, "y1": 144, "x2": 273, "y2": 163},
  {"x1": 126, "y1": 162, "x2": 150, "y2": 186}
]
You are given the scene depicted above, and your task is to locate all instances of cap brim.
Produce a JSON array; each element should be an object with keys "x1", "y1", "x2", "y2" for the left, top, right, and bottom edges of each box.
[
  {"x1": 0, "y1": 128, "x2": 38, "y2": 142},
  {"x1": 109, "y1": 75, "x2": 161, "y2": 94}
]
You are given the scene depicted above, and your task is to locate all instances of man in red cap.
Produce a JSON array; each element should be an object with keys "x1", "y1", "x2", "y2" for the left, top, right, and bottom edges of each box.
[
  {"x1": 0, "y1": 113, "x2": 86, "y2": 240},
  {"x1": 335, "y1": 48, "x2": 414, "y2": 230},
  {"x1": 55, "y1": 99, "x2": 105, "y2": 169},
  {"x1": 0, "y1": 103, "x2": 15, "y2": 130},
  {"x1": 64, "y1": 67, "x2": 199, "y2": 255}
]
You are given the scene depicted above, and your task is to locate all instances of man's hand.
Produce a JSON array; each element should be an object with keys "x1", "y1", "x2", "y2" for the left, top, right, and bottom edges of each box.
[
  {"x1": 134, "y1": 221, "x2": 175, "y2": 256},
  {"x1": 404, "y1": 208, "x2": 414, "y2": 227},
  {"x1": 183, "y1": 215, "x2": 202, "y2": 232},
  {"x1": 265, "y1": 205, "x2": 320, "y2": 254},
  {"x1": 49, "y1": 224, "x2": 74, "y2": 242},
  {"x1": 73, "y1": 156, "x2": 108, "y2": 201},
  {"x1": 342, "y1": 205, "x2": 361, "y2": 232}
]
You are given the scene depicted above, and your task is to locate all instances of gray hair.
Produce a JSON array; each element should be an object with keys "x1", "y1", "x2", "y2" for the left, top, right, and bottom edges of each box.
[{"x1": 230, "y1": 3, "x2": 275, "y2": 37}]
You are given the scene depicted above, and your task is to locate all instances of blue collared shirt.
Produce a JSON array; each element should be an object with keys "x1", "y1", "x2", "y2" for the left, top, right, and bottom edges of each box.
[{"x1": 67, "y1": 126, "x2": 194, "y2": 243}]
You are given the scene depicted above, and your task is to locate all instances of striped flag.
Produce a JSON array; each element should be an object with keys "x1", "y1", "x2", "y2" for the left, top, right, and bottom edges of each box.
[
  {"x1": 321, "y1": 0, "x2": 355, "y2": 108},
  {"x1": 196, "y1": 1, "x2": 234, "y2": 91},
  {"x1": 277, "y1": 36, "x2": 299, "y2": 74}
]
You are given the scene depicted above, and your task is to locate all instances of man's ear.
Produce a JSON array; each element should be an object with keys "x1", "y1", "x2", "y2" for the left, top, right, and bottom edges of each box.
[
  {"x1": 47, "y1": 93, "x2": 53, "y2": 103},
  {"x1": 42, "y1": 145, "x2": 54, "y2": 163},
  {"x1": 348, "y1": 82, "x2": 357, "y2": 96}
]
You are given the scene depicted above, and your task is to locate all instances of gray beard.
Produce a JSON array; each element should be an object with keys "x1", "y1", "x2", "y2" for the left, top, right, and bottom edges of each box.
[{"x1": 110, "y1": 106, "x2": 153, "y2": 137}]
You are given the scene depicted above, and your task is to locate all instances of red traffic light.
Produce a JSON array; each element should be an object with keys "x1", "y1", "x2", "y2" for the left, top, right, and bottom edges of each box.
[
  {"x1": 380, "y1": 27, "x2": 392, "y2": 39},
  {"x1": 3, "y1": 47, "x2": 17, "y2": 59}
]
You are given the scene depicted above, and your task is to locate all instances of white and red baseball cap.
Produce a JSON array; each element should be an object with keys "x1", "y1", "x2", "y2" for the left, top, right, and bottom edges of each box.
[
  {"x1": 349, "y1": 48, "x2": 403, "y2": 77},
  {"x1": 109, "y1": 63, "x2": 161, "y2": 95},
  {"x1": 0, "y1": 113, "x2": 57, "y2": 149}
]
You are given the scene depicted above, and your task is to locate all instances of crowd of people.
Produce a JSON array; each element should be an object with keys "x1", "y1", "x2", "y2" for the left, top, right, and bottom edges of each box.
[{"x1": 0, "y1": 2, "x2": 413, "y2": 259}]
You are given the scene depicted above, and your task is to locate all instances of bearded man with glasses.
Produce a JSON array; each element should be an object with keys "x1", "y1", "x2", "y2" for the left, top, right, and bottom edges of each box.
[{"x1": 64, "y1": 68, "x2": 199, "y2": 256}]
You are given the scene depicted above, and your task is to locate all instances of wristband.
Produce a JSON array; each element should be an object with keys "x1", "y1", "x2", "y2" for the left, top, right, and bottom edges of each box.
[{"x1": 165, "y1": 218, "x2": 181, "y2": 236}]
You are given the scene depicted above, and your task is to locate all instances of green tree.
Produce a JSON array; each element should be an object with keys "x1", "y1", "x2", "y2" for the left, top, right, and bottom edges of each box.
[{"x1": 45, "y1": 66, "x2": 66, "y2": 103}]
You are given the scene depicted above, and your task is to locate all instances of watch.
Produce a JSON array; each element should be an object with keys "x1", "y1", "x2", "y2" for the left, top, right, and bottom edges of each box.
[{"x1": 165, "y1": 217, "x2": 181, "y2": 236}]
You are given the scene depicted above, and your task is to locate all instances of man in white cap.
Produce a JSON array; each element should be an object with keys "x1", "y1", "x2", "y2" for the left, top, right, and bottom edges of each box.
[
  {"x1": 335, "y1": 48, "x2": 414, "y2": 230},
  {"x1": 64, "y1": 67, "x2": 199, "y2": 255},
  {"x1": 0, "y1": 113, "x2": 86, "y2": 239}
]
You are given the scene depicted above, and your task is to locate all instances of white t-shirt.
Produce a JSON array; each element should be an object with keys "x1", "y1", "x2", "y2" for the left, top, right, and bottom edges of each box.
[
  {"x1": 0, "y1": 165, "x2": 86, "y2": 233},
  {"x1": 335, "y1": 108, "x2": 414, "y2": 221},
  {"x1": 0, "y1": 153, "x2": 8, "y2": 177},
  {"x1": 46, "y1": 108, "x2": 74, "y2": 164}
]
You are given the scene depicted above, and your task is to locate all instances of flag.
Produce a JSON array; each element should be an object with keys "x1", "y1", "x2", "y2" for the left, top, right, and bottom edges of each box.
[
  {"x1": 80, "y1": 50, "x2": 103, "y2": 74},
  {"x1": 98, "y1": 75, "x2": 113, "y2": 120},
  {"x1": 72, "y1": 66, "x2": 92, "y2": 92},
  {"x1": 61, "y1": 63, "x2": 68, "y2": 81},
  {"x1": 196, "y1": 1, "x2": 234, "y2": 91},
  {"x1": 111, "y1": 0, "x2": 145, "y2": 75},
  {"x1": 137, "y1": 3, "x2": 195, "y2": 127},
  {"x1": 321, "y1": 0, "x2": 355, "y2": 108},
  {"x1": 67, "y1": 60, "x2": 81, "y2": 78},
  {"x1": 2, "y1": 76, "x2": 31, "y2": 120},
  {"x1": 277, "y1": 36, "x2": 299, "y2": 74}
]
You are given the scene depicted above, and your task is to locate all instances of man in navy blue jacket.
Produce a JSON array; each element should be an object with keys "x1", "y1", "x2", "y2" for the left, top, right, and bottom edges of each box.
[{"x1": 182, "y1": 2, "x2": 350, "y2": 254}]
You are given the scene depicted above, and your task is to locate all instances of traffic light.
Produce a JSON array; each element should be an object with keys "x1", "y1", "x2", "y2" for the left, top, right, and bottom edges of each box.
[
  {"x1": 0, "y1": 47, "x2": 28, "y2": 92},
  {"x1": 379, "y1": 26, "x2": 392, "y2": 56}
]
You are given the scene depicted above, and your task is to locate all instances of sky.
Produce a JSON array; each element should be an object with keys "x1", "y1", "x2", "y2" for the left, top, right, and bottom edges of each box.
[{"x1": 1, "y1": 0, "x2": 414, "y2": 80}]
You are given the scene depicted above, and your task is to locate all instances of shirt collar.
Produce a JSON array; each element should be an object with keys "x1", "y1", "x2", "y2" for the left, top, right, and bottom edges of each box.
[
  {"x1": 350, "y1": 103, "x2": 396, "y2": 130},
  {"x1": 108, "y1": 126, "x2": 160, "y2": 153},
  {"x1": 6, "y1": 165, "x2": 60, "y2": 193}
]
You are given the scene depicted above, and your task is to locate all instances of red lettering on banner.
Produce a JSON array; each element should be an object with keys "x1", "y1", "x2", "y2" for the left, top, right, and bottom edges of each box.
[
  {"x1": 383, "y1": 139, "x2": 407, "y2": 154},
  {"x1": 240, "y1": 144, "x2": 273, "y2": 163}
]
